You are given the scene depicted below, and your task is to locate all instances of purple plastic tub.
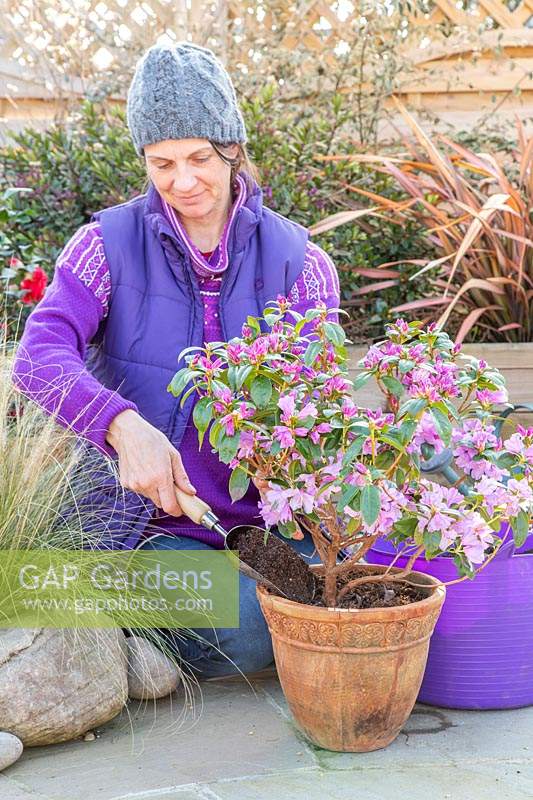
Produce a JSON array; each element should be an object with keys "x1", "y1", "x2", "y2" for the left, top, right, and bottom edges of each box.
[{"x1": 367, "y1": 531, "x2": 533, "y2": 709}]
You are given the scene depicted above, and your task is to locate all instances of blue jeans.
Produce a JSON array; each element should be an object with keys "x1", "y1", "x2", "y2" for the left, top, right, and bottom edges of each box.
[{"x1": 138, "y1": 530, "x2": 322, "y2": 679}]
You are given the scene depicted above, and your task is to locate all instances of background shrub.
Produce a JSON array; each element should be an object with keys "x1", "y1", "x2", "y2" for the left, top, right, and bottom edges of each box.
[{"x1": 0, "y1": 89, "x2": 434, "y2": 341}]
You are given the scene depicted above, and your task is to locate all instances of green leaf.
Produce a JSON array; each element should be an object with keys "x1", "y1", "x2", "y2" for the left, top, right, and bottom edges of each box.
[
  {"x1": 361, "y1": 484, "x2": 380, "y2": 527},
  {"x1": 431, "y1": 407, "x2": 452, "y2": 445},
  {"x1": 229, "y1": 466, "x2": 250, "y2": 502},
  {"x1": 246, "y1": 315, "x2": 261, "y2": 334},
  {"x1": 304, "y1": 307, "x2": 323, "y2": 322},
  {"x1": 167, "y1": 368, "x2": 199, "y2": 397},
  {"x1": 277, "y1": 519, "x2": 298, "y2": 539},
  {"x1": 513, "y1": 510, "x2": 530, "y2": 548},
  {"x1": 193, "y1": 397, "x2": 213, "y2": 448},
  {"x1": 336, "y1": 484, "x2": 359, "y2": 512},
  {"x1": 218, "y1": 433, "x2": 241, "y2": 464},
  {"x1": 379, "y1": 433, "x2": 403, "y2": 451},
  {"x1": 304, "y1": 340, "x2": 322, "y2": 366},
  {"x1": 235, "y1": 364, "x2": 254, "y2": 390},
  {"x1": 375, "y1": 450, "x2": 395, "y2": 470},
  {"x1": 399, "y1": 398, "x2": 427, "y2": 418},
  {"x1": 227, "y1": 365, "x2": 238, "y2": 392},
  {"x1": 322, "y1": 321, "x2": 345, "y2": 346},
  {"x1": 393, "y1": 516, "x2": 418, "y2": 537},
  {"x1": 209, "y1": 420, "x2": 223, "y2": 450},
  {"x1": 381, "y1": 375, "x2": 404, "y2": 398},
  {"x1": 423, "y1": 529, "x2": 442, "y2": 553},
  {"x1": 398, "y1": 359, "x2": 415, "y2": 374},
  {"x1": 342, "y1": 436, "x2": 366, "y2": 466},
  {"x1": 250, "y1": 375, "x2": 273, "y2": 408},
  {"x1": 398, "y1": 419, "x2": 417, "y2": 445},
  {"x1": 352, "y1": 371, "x2": 372, "y2": 391}
]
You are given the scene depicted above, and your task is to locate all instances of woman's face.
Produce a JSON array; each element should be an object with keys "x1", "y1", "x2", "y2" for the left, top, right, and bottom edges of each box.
[{"x1": 144, "y1": 138, "x2": 239, "y2": 221}]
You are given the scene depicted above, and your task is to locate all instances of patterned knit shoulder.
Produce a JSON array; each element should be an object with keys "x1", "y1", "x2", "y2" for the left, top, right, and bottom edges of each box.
[
  {"x1": 55, "y1": 222, "x2": 111, "y2": 313},
  {"x1": 56, "y1": 222, "x2": 340, "y2": 317}
]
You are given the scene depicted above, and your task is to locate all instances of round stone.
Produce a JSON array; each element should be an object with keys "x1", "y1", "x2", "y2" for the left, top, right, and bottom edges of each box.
[{"x1": 0, "y1": 732, "x2": 23, "y2": 771}]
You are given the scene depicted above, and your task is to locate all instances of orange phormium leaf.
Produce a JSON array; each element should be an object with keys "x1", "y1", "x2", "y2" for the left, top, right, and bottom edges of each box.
[
  {"x1": 491, "y1": 229, "x2": 533, "y2": 249},
  {"x1": 390, "y1": 98, "x2": 457, "y2": 187},
  {"x1": 438, "y1": 137, "x2": 501, "y2": 178},
  {"x1": 518, "y1": 130, "x2": 533, "y2": 187},
  {"x1": 308, "y1": 206, "x2": 380, "y2": 236},
  {"x1": 437, "y1": 277, "x2": 505, "y2": 329},
  {"x1": 454, "y1": 306, "x2": 501, "y2": 345},
  {"x1": 336, "y1": 179, "x2": 412, "y2": 211},
  {"x1": 391, "y1": 296, "x2": 451, "y2": 313},
  {"x1": 445, "y1": 195, "x2": 515, "y2": 292},
  {"x1": 352, "y1": 268, "x2": 401, "y2": 279},
  {"x1": 498, "y1": 323, "x2": 523, "y2": 332},
  {"x1": 353, "y1": 280, "x2": 399, "y2": 296}
]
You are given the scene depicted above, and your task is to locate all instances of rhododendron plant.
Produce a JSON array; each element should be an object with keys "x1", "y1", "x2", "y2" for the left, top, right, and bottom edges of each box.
[{"x1": 168, "y1": 299, "x2": 533, "y2": 607}]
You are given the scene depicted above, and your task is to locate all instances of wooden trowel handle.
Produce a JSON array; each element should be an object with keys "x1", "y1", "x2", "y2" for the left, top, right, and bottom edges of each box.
[{"x1": 174, "y1": 486, "x2": 212, "y2": 525}]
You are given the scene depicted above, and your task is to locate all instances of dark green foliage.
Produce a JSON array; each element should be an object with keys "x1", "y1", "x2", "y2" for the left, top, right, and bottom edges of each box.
[{"x1": 1, "y1": 91, "x2": 432, "y2": 340}]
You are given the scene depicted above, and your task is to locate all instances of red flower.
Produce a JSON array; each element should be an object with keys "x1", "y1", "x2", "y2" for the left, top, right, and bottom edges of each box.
[
  {"x1": 9, "y1": 255, "x2": 23, "y2": 270},
  {"x1": 20, "y1": 267, "x2": 48, "y2": 305}
]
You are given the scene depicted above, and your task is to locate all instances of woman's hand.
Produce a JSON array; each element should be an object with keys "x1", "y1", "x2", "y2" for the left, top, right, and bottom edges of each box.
[
  {"x1": 106, "y1": 409, "x2": 196, "y2": 517},
  {"x1": 252, "y1": 471, "x2": 270, "y2": 503}
]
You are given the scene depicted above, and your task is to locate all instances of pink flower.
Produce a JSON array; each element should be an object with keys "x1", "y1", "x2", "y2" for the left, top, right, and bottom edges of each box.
[
  {"x1": 453, "y1": 513, "x2": 494, "y2": 565},
  {"x1": 287, "y1": 487, "x2": 315, "y2": 514},
  {"x1": 362, "y1": 345, "x2": 384, "y2": 370},
  {"x1": 476, "y1": 388, "x2": 508, "y2": 407},
  {"x1": 213, "y1": 385, "x2": 232, "y2": 404},
  {"x1": 198, "y1": 355, "x2": 224, "y2": 375},
  {"x1": 506, "y1": 478, "x2": 533, "y2": 515},
  {"x1": 341, "y1": 399, "x2": 358, "y2": 419},
  {"x1": 227, "y1": 342, "x2": 246, "y2": 364},
  {"x1": 408, "y1": 412, "x2": 445, "y2": 455},
  {"x1": 259, "y1": 485, "x2": 294, "y2": 526},
  {"x1": 309, "y1": 422, "x2": 332, "y2": 444},
  {"x1": 474, "y1": 477, "x2": 510, "y2": 516},
  {"x1": 273, "y1": 425, "x2": 295, "y2": 448},
  {"x1": 237, "y1": 430, "x2": 255, "y2": 458},
  {"x1": 248, "y1": 337, "x2": 269, "y2": 364},
  {"x1": 323, "y1": 375, "x2": 351, "y2": 396},
  {"x1": 299, "y1": 402, "x2": 318, "y2": 420},
  {"x1": 278, "y1": 394, "x2": 296, "y2": 421},
  {"x1": 219, "y1": 413, "x2": 235, "y2": 437},
  {"x1": 346, "y1": 463, "x2": 369, "y2": 487}
]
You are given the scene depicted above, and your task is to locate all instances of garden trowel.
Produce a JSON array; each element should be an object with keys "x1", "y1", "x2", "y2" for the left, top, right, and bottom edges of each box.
[{"x1": 173, "y1": 486, "x2": 313, "y2": 600}]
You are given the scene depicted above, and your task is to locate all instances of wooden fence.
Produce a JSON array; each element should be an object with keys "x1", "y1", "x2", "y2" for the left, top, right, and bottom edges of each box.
[{"x1": 1, "y1": 0, "x2": 533, "y2": 140}]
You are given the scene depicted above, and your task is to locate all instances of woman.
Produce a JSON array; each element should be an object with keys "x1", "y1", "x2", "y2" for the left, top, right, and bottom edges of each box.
[{"x1": 13, "y1": 42, "x2": 340, "y2": 678}]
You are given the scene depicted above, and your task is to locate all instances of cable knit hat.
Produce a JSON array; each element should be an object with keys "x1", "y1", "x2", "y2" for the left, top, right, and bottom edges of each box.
[{"x1": 126, "y1": 42, "x2": 247, "y2": 155}]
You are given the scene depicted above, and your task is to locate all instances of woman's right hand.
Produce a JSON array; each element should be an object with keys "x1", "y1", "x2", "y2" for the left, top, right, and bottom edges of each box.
[{"x1": 106, "y1": 409, "x2": 196, "y2": 517}]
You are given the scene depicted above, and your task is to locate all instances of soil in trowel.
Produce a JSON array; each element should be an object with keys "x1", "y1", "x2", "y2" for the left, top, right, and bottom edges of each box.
[{"x1": 232, "y1": 527, "x2": 316, "y2": 603}]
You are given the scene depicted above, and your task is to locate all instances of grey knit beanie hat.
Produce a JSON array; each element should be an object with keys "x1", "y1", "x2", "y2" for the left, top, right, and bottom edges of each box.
[{"x1": 127, "y1": 42, "x2": 247, "y2": 156}]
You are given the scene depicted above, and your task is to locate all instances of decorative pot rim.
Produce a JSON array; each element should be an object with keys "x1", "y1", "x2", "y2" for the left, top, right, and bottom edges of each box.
[{"x1": 256, "y1": 563, "x2": 446, "y2": 622}]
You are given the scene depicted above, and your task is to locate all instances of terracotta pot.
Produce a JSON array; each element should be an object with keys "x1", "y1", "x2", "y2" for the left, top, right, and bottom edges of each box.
[{"x1": 256, "y1": 563, "x2": 445, "y2": 752}]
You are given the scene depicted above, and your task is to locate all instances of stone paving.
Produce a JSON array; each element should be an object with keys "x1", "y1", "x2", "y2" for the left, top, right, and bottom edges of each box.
[{"x1": 2, "y1": 670, "x2": 533, "y2": 800}]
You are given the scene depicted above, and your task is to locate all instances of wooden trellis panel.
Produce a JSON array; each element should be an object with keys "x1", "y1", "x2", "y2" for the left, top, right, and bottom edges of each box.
[{"x1": 1, "y1": 0, "x2": 533, "y2": 133}]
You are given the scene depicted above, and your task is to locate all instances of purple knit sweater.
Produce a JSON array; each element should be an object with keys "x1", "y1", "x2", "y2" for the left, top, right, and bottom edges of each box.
[{"x1": 13, "y1": 178, "x2": 340, "y2": 546}]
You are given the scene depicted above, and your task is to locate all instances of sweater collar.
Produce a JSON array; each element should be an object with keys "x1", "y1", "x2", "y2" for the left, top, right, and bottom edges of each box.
[{"x1": 146, "y1": 174, "x2": 263, "y2": 276}]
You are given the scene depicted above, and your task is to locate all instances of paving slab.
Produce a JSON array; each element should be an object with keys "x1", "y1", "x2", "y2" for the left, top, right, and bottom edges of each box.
[
  {"x1": 205, "y1": 763, "x2": 533, "y2": 800},
  {"x1": 312, "y1": 703, "x2": 533, "y2": 770},
  {"x1": 3, "y1": 677, "x2": 313, "y2": 800},
  {"x1": 2, "y1": 673, "x2": 533, "y2": 800},
  {"x1": 0, "y1": 774, "x2": 57, "y2": 799}
]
